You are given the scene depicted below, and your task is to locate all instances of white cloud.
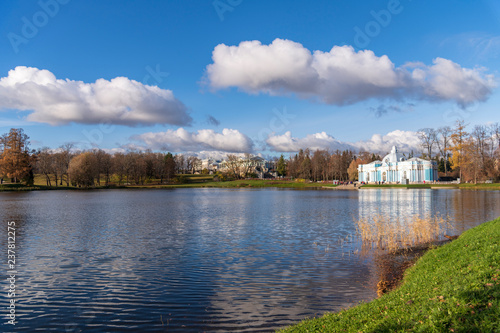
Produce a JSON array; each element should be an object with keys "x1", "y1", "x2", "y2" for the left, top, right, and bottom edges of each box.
[
  {"x1": 206, "y1": 38, "x2": 496, "y2": 107},
  {"x1": 132, "y1": 128, "x2": 254, "y2": 153},
  {"x1": 353, "y1": 130, "x2": 420, "y2": 153},
  {"x1": 266, "y1": 131, "x2": 351, "y2": 152},
  {"x1": 102, "y1": 147, "x2": 127, "y2": 155},
  {"x1": 0, "y1": 66, "x2": 192, "y2": 126},
  {"x1": 266, "y1": 130, "x2": 421, "y2": 154}
]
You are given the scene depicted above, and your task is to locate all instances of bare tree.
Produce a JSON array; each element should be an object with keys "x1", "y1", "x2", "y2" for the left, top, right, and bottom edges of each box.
[
  {"x1": 471, "y1": 125, "x2": 489, "y2": 174},
  {"x1": 36, "y1": 148, "x2": 54, "y2": 186},
  {"x1": 112, "y1": 152, "x2": 127, "y2": 185},
  {"x1": 174, "y1": 154, "x2": 186, "y2": 174},
  {"x1": 225, "y1": 154, "x2": 241, "y2": 179},
  {"x1": 436, "y1": 126, "x2": 452, "y2": 175},
  {"x1": 449, "y1": 120, "x2": 469, "y2": 182},
  {"x1": 311, "y1": 150, "x2": 329, "y2": 181},
  {"x1": 240, "y1": 153, "x2": 254, "y2": 177},
  {"x1": 187, "y1": 156, "x2": 200, "y2": 174},
  {"x1": 60, "y1": 143, "x2": 74, "y2": 185},
  {"x1": 490, "y1": 123, "x2": 500, "y2": 155},
  {"x1": 418, "y1": 128, "x2": 437, "y2": 159}
]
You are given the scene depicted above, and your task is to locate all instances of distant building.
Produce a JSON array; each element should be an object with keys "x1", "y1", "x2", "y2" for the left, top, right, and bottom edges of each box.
[
  {"x1": 218, "y1": 156, "x2": 277, "y2": 178},
  {"x1": 200, "y1": 158, "x2": 220, "y2": 173},
  {"x1": 357, "y1": 146, "x2": 438, "y2": 184}
]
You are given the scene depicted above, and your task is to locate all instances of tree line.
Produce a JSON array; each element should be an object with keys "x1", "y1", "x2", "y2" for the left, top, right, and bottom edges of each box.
[
  {"x1": 0, "y1": 128, "x2": 203, "y2": 187},
  {"x1": 1, "y1": 122, "x2": 499, "y2": 188},
  {"x1": 417, "y1": 120, "x2": 500, "y2": 183},
  {"x1": 279, "y1": 149, "x2": 380, "y2": 182},
  {"x1": 276, "y1": 120, "x2": 500, "y2": 183}
]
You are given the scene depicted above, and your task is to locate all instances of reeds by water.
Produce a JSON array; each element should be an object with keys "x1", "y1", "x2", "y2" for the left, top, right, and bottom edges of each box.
[{"x1": 356, "y1": 213, "x2": 451, "y2": 253}]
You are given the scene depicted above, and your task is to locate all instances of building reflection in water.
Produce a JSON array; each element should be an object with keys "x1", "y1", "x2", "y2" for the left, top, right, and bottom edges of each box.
[
  {"x1": 358, "y1": 188, "x2": 500, "y2": 236},
  {"x1": 358, "y1": 189, "x2": 434, "y2": 222}
]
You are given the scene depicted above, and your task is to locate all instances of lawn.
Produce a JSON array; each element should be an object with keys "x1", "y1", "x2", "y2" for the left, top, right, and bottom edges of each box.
[
  {"x1": 0, "y1": 174, "x2": 337, "y2": 191},
  {"x1": 140, "y1": 179, "x2": 337, "y2": 189},
  {"x1": 279, "y1": 217, "x2": 500, "y2": 332}
]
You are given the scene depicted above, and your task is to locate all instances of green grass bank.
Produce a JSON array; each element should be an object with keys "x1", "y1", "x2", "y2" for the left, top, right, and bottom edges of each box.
[
  {"x1": 0, "y1": 175, "x2": 337, "y2": 191},
  {"x1": 279, "y1": 217, "x2": 500, "y2": 333}
]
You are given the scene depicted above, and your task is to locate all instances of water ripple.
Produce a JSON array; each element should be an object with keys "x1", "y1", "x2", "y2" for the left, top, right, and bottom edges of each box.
[{"x1": 0, "y1": 188, "x2": 498, "y2": 332}]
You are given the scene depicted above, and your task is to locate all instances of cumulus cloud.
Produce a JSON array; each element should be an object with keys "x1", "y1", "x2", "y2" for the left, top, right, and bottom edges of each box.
[
  {"x1": 266, "y1": 131, "x2": 351, "y2": 152},
  {"x1": 205, "y1": 38, "x2": 496, "y2": 107},
  {"x1": 266, "y1": 130, "x2": 421, "y2": 154},
  {"x1": 353, "y1": 130, "x2": 421, "y2": 153},
  {"x1": 132, "y1": 128, "x2": 254, "y2": 153},
  {"x1": 0, "y1": 66, "x2": 192, "y2": 126}
]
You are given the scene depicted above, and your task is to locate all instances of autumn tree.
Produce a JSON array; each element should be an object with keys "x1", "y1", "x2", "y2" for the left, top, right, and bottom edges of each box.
[
  {"x1": 357, "y1": 151, "x2": 374, "y2": 164},
  {"x1": 299, "y1": 154, "x2": 312, "y2": 179},
  {"x1": 348, "y1": 159, "x2": 360, "y2": 181},
  {"x1": 311, "y1": 150, "x2": 329, "y2": 181},
  {"x1": 286, "y1": 150, "x2": 302, "y2": 179},
  {"x1": 0, "y1": 128, "x2": 35, "y2": 184},
  {"x1": 68, "y1": 152, "x2": 97, "y2": 187}
]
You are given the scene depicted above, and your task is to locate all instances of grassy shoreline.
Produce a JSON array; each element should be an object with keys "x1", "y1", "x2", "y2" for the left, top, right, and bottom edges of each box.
[
  {"x1": 0, "y1": 179, "x2": 338, "y2": 191},
  {"x1": 279, "y1": 217, "x2": 500, "y2": 332},
  {"x1": 2, "y1": 181, "x2": 499, "y2": 191},
  {"x1": 0, "y1": 173, "x2": 498, "y2": 191}
]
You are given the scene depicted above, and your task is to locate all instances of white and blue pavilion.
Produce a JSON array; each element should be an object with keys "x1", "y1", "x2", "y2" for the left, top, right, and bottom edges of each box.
[{"x1": 358, "y1": 146, "x2": 438, "y2": 184}]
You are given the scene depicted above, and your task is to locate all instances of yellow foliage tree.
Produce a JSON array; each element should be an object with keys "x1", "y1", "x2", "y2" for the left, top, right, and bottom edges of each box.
[
  {"x1": 348, "y1": 159, "x2": 360, "y2": 181},
  {"x1": 68, "y1": 152, "x2": 97, "y2": 188}
]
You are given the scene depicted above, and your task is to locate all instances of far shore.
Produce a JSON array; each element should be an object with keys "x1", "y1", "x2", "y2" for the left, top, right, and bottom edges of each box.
[{"x1": 1, "y1": 177, "x2": 500, "y2": 192}]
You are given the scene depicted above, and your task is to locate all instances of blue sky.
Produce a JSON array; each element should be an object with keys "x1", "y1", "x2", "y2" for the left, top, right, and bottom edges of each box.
[{"x1": 0, "y1": 0, "x2": 499, "y2": 157}]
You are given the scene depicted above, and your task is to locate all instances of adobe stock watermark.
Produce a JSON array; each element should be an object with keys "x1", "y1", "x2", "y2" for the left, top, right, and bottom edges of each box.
[
  {"x1": 353, "y1": 0, "x2": 411, "y2": 49},
  {"x1": 81, "y1": 121, "x2": 115, "y2": 149},
  {"x1": 142, "y1": 64, "x2": 169, "y2": 86},
  {"x1": 7, "y1": 0, "x2": 71, "y2": 54},
  {"x1": 442, "y1": 86, "x2": 485, "y2": 124},
  {"x1": 442, "y1": 103, "x2": 480, "y2": 125},
  {"x1": 213, "y1": 0, "x2": 243, "y2": 22}
]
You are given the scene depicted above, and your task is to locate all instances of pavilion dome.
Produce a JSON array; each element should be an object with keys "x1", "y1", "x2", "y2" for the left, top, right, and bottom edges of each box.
[{"x1": 382, "y1": 146, "x2": 405, "y2": 164}]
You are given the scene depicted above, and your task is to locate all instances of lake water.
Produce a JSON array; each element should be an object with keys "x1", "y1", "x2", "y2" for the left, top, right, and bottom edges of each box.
[{"x1": 0, "y1": 188, "x2": 499, "y2": 332}]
